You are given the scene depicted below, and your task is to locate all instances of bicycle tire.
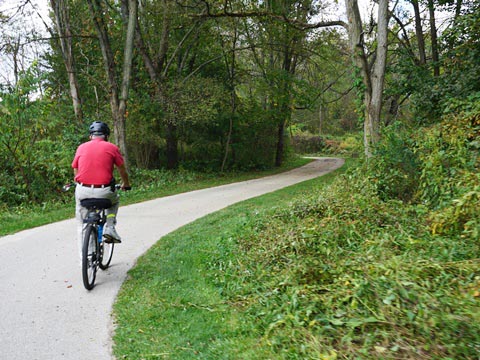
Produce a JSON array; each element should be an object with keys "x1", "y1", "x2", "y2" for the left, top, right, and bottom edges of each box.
[
  {"x1": 82, "y1": 224, "x2": 98, "y2": 290},
  {"x1": 99, "y1": 240, "x2": 114, "y2": 270}
]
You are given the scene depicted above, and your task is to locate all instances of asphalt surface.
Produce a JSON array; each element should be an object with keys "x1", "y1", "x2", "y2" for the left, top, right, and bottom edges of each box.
[{"x1": 0, "y1": 157, "x2": 344, "y2": 360}]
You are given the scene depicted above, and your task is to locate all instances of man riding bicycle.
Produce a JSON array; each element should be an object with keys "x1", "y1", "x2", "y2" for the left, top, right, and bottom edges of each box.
[{"x1": 72, "y1": 121, "x2": 131, "y2": 263}]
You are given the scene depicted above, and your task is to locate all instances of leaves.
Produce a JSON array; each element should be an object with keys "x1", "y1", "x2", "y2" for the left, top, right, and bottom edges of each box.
[{"x1": 204, "y1": 163, "x2": 480, "y2": 358}]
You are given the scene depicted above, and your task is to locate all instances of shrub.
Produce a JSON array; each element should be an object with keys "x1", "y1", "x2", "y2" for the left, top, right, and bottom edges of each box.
[
  {"x1": 211, "y1": 169, "x2": 480, "y2": 358},
  {"x1": 0, "y1": 67, "x2": 76, "y2": 206},
  {"x1": 415, "y1": 110, "x2": 480, "y2": 239},
  {"x1": 291, "y1": 133, "x2": 326, "y2": 154},
  {"x1": 364, "y1": 123, "x2": 421, "y2": 202}
]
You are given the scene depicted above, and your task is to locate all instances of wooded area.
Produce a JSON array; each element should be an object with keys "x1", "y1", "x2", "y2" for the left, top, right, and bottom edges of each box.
[{"x1": 0, "y1": 0, "x2": 479, "y2": 206}]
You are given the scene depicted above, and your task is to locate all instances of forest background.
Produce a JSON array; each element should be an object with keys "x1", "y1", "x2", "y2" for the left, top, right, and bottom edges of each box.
[
  {"x1": 0, "y1": 0, "x2": 479, "y2": 358},
  {"x1": 0, "y1": 0, "x2": 477, "y2": 206}
]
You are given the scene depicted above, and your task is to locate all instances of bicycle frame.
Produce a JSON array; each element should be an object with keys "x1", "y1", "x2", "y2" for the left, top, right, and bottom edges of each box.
[{"x1": 80, "y1": 198, "x2": 114, "y2": 290}]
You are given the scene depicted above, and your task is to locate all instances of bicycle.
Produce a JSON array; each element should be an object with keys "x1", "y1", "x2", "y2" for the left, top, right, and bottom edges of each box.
[
  {"x1": 80, "y1": 196, "x2": 115, "y2": 290},
  {"x1": 63, "y1": 183, "x2": 130, "y2": 290}
]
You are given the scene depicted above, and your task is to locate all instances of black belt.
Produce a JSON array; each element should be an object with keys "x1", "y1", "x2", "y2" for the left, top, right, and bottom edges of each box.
[{"x1": 78, "y1": 183, "x2": 110, "y2": 188}]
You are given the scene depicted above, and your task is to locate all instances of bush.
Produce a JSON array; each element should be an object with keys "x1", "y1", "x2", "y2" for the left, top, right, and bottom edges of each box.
[
  {"x1": 364, "y1": 124, "x2": 421, "y2": 202},
  {"x1": 415, "y1": 110, "x2": 480, "y2": 239},
  {"x1": 0, "y1": 68, "x2": 76, "y2": 207},
  {"x1": 291, "y1": 133, "x2": 326, "y2": 154},
  {"x1": 209, "y1": 169, "x2": 480, "y2": 358}
]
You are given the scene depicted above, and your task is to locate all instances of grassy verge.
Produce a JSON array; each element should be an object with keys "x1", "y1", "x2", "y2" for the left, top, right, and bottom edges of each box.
[
  {"x1": 112, "y1": 160, "x2": 351, "y2": 359},
  {"x1": 113, "y1": 158, "x2": 479, "y2": 359},
  {"x1": 0, "y1": 156, "x2": 311, "y2": 237}
]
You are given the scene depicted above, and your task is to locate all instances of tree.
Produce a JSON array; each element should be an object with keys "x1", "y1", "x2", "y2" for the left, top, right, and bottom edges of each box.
[
  {"x1": 290, "y1": 29, "x2": 354, "y2": 136},
  {"x1": 345, "y1": 0, "x2": 389, "y2": 157},
  {"x1": 134, "y1": 0, "x2": 230, "y2": 169},
  {"x1": 133, "y1": 0, "x2": 187, "y2": 169},
  {"x1": 234, "y1": 1, "x2": 313, "y2": 166},
  {"x1": 427, "y1": 0, "x2": 440, "y2": 77},
  {"x1": 0, "y1": 63, "x2": 71, "y2": 205},
  {"x1": 196, "y1": 0, "x2": 351, "y2": 163},
  {"x1": 410, "y1": 0, "x2": 427, "y2": 65},
  {"x1": 86, "y1": 0, "x2": 137, "y2": 165},
  {"x1": 49, "y1": 0, "x2": 83, "y2": 122},
  {"x1": 217, "y1": 16, "x2": 240, "y2": 172}
]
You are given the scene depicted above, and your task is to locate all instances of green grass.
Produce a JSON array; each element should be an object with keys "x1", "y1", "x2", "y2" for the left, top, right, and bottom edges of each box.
[
  {"x1": 113, "y1": 158, "x2": 480, "y2": 359},
  {"x1": 112, "y1": 161, "x2": 351, "y2": 359},
  {"x1": 0, "y1": 156, "x2": 311, "y2": 237}
]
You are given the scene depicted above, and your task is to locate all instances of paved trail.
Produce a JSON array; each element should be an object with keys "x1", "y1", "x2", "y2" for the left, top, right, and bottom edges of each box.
[{"x1": 0, "y1": 158, "x2": 344, "y2": 360}]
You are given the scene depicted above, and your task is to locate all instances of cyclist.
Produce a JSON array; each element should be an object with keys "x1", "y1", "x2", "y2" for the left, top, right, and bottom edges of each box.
[{"x1": 72, "y1": 121, "x2": 131, "y2": 262}]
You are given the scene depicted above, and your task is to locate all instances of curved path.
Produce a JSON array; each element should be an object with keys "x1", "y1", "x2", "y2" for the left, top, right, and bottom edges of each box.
[{"x1": 0, "y1": 157, "x2": 344, "y2": 360}]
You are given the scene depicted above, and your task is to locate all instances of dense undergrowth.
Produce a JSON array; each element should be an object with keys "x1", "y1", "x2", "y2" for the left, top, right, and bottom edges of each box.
[
  {"x1": 113, "y1": 111, "x2": 479, "y2": 359},
  {"x1": 211, "y1": 175, "x2": 479, "y2": 358},
  {"x1": 215, "y1": 111, "x2": 480, "y2": 358}
]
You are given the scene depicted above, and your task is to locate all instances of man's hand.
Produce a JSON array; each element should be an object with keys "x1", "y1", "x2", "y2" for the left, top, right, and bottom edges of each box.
[{"x1": 117, "y1": 164, "x2": 131, "y2": 191}]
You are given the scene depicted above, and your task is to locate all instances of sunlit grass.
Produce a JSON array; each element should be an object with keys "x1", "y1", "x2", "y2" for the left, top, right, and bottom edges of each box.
[{"x1": 112, "y1": 161, "x2": 350, "y2": 359}]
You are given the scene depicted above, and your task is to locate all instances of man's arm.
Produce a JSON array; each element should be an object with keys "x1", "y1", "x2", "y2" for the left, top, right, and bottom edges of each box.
[{"x1": 117, "y1": 164, "x2": 131, "y2": 189}]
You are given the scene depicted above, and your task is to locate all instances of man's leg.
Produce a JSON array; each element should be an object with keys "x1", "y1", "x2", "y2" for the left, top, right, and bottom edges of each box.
[
  {"x1": 74, "y1": 186, "x2": 90, "y2": 266},
  {"x1": 102, "y1": 189, "x2": 121, "y2": 243}
]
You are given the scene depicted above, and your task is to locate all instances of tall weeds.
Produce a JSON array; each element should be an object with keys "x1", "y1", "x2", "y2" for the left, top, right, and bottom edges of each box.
[
  {"x1": 207, "y1": 111, "x2": 480, "y2": 358},
  {"x1": 209, "y1": 170, "x2": 479, "y2": 358}
]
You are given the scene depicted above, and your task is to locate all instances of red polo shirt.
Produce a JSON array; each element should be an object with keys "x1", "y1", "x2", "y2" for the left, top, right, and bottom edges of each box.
[{"x1": 72, "y1": 138, "x2": 125, "y2": 185}]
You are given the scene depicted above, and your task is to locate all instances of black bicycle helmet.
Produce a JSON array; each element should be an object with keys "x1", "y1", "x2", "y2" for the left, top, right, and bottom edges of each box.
[{"x1": 89, "y1": 121, "x2": 110, "y2": 136}]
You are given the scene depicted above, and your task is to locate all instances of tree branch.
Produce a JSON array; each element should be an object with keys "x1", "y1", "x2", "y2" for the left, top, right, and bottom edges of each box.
[{"x1": 192, "y1": 6, "x2": 347, "y2": 30}]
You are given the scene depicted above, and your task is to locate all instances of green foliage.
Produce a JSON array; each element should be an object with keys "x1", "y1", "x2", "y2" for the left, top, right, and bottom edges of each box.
[
  {"x1": 290, "y1": 133, "x2": 325, "y2": 154},
  {"x1": 209, "y1": 172, "x2": 479, "y2": 358},
  {"x1": 364, "y1": 123, "x2": 421, "y2": 202},
  {"x1": 113, "y1": 159, "x2": 479, "y2": 359},
  {"x1": 126, "y1": 89, "x2": 165, "y2": 168},
  {"x1": 225, "y1": 99, "x2": 279, "y2": 170},
  {"x1": 388, "y1": 2, "x2": 480, "y2": 124},
  {"x1": 0, "y1": 65, "x2": 74, "y2": 207},
  {"x1": 414, "y1": 110, "x2": 480, "y2": 239},
  {"x1": 440, "y1": 3, "x2": 480, "y2": 98},
  {"x1": 360, "y1": 106, "x2": 479, "y2": 241},
  {"x1": 352, "y1": 65, "x2": 366, "y2": 124},
  {"x1": 128, "y1": 167, "x2": 199, "y2": 190},
  {"x1": 429, "y1": 178, "x2": 479, "y2": 239}
]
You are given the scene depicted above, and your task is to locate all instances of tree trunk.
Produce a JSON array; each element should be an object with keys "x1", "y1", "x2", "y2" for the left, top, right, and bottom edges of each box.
[
  {"x1": 86, "y1": 0, "x2": 137, "y2": 166},
  {"x1": 50, "y1": 0, "x2": 83, "y2": 122},
  {"x1": 222, "y1": 94, "x2": 235, "y2": 172},
  {"x1": 427, "y1": 0, "x2": 440, "y2": 77},
  {"x1": 166, "y1": 122, "x2": 178, "y2": 169},
  {"x1": 455, "y1": 0, "x2": 463, "y2": 19},
  {"x1": 319, "y1": 101, "x2": 326, "y2": 135},
  {"x1": 275, "y1": 121, "x2": 285, "y2": 167},
  {"x1": 368, "y1": 0, "x2": 388, "y2": 143},
  {"x1": 221, "y1": 25, "x2": 238, "y2": 172},
  {"x1": 411, "y1": 0, "x2": 426, "y2": 65},
  {"x1": 117, "y1": 0, "x2": 138, "y2": 167},
  {"x1": 346, "y1": 0, "x2": 388, "y2": 157}
]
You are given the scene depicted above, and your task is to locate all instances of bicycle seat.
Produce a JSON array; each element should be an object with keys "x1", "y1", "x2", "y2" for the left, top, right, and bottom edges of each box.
[{"x1": 80, "y1": 198, "x2": 113, "y2": 210}]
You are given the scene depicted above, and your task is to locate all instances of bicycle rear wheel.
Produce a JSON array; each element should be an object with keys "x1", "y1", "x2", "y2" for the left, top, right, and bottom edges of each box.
[
  {"x1": 99, "y1": 240, "x2": 114, "y2": 270},
  {"x1": 82, "y1": 224, "x2": 98, "y2": 290}
]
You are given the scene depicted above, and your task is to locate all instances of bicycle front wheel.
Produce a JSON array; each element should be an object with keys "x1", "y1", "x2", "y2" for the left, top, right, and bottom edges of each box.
[
  {"x1": 82, "y1": 224, "x2": 98, "y2": 290},
  {"x1": 99, "y1": 240, "x2": 114, "y2": 270}
]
